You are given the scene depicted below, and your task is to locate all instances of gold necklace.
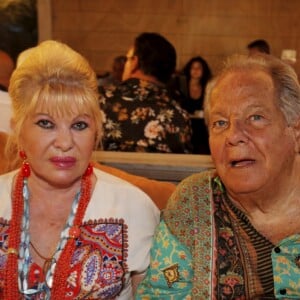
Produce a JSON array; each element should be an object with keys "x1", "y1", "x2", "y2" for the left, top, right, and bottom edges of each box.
[{"x1": 29, "y1": 241, "x2": 55, "y2": 275}]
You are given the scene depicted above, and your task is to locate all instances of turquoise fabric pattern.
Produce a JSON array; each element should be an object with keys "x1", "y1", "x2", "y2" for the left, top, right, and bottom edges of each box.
[
  {"x1": 272, "y1": 234, "x2": 300, "y2": 299},
  {"x1": 135, "y1": 220, "x2": 193, "y2": 299}
]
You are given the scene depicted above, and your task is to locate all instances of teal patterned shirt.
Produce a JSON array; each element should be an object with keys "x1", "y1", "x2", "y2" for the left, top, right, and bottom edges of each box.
[{"x1": 272, "y1": 234, "x2": 300, "y2": 299}]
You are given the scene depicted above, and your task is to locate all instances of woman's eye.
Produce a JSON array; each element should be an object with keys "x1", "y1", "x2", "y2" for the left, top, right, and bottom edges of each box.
[
  {"x1": 36, "y1": 119, "x2": 54, "y2": 129},
  {"x1": 72, "y1": 121, "x2": 88, "y2": 130}
]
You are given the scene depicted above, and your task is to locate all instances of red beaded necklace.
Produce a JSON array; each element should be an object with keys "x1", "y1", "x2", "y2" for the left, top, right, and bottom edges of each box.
[{"x1": 4, "y1": 165, "x2": 93, "y2": 299}]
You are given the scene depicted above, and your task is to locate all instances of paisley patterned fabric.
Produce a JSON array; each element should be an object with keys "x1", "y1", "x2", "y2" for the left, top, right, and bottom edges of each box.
[
  {"x1": 137, "y1": 170, "x2": 300, "y2": 299},
  {"x1": 163, "y1": 170, "x2": 216, "y2": 298},
  {"x1": 0, "y1": 219, "x2": 128, "y2": 299},
  {"x1": 0, "y1": 168, "x2": 160, "y2": 299},
  {"x1": 136, "y1": 220, "x2": 193, "y2": 300}
]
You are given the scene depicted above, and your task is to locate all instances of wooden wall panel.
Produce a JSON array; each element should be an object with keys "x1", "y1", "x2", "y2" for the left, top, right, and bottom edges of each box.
[{"x1": 41, "y1": 0, "x2": 300, "y2": 77}]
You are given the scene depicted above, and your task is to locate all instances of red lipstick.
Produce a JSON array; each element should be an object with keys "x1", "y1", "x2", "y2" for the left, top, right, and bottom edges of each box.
[{"x1": 50, "y1": 156, "x2": 76, "y2": 168}]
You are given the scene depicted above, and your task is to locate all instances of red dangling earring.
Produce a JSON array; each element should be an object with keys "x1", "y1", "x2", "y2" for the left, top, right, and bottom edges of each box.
[
  {"x1": 83, "y1": 163, "x2": 93, "y2": 177},
  {"x1": 19, "y1": 150, "x2": 30, "y2": 177}
]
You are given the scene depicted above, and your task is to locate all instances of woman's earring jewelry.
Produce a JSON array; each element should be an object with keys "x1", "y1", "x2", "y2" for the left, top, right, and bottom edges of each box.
[
  {"x1": 84, "y1": 163, "x2": 93, "y2": 177},
  {"x1": 19, "y1": 150, "x2": 30, "y2": 177}
]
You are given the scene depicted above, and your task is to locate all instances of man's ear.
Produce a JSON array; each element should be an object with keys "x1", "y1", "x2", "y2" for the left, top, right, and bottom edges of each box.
[{"x1": 131, "y1": 55, "x2": 139, "y2": 73}]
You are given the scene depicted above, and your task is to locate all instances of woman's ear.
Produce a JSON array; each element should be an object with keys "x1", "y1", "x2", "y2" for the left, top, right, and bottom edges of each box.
[
  {"x1": 291, "y1": 119, "x2": 300, "y2": 153},
  {"x1": 10, "y1": 118, "x2": 15, "y2": 131}
]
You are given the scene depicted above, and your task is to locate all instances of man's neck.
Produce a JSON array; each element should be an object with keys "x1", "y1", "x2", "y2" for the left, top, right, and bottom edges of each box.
[{"x1": 129, "y1": 70, "x2": 163, "y2": 86}]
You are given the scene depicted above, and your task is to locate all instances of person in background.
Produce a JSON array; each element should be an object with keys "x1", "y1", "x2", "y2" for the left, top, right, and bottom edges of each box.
[
  {"x1": 247, "y1": 39, "x2": 271, "y2": 55},
  {"x1": 169, "y1": 55, "x2": 212, "y2": 154},
  {"x1": 98, "y1": 55, "x2": 126, "y2": 89},
  {"x1": 99, "y1": 32, "x2": 192, "y2": 153},
  {"x1": 0, "y1": 40, "x2": 159, "y2": 299},
  {"x1": 136, "y1": 53, "x2": 300, "y2": 299},
  {"x1": 0, "y1": 0, "x2": 37, "y2": 63},
  {"x1": 177, "y1": 56, "x2": 212, "y2": 114},
  {"x1": 0, "y1": 50, "x2": 14, "y2": 132}
]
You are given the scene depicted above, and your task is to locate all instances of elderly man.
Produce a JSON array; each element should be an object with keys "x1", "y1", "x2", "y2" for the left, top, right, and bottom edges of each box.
[
  {"x1": 136, "y1": 54, "x2": 300, "y2": 299},
  {"x1": 99, "y1": 32, "x2": 192, "y2": 153}
]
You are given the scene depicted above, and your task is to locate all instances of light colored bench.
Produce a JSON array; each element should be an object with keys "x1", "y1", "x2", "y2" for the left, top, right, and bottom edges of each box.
[{"x1": 92, "y1": 151, "x2": 215, "y2": 183}]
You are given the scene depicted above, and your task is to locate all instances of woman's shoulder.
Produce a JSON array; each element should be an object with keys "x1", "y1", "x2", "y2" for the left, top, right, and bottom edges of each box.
[
  {"x1": 0, "y1": 170, "x2": 17, "y2": 191},
  {"x1": 0, "y1": 170, "x2": 18, "y2": 217},
  {"x1": 94, "y1": 167, "x2": 151, "y2": 194},
  {"x1": 94, "y1": 167, "x2": 136, "y2": 186},
  {"x1": 92, "y1": 168, "x2": 160, "y2": 211}
]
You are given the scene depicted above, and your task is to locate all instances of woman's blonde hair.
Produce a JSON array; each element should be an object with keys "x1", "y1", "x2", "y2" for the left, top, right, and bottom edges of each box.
[{"x1": 7, "y1": 40, "x2": 102, "y2": 167}]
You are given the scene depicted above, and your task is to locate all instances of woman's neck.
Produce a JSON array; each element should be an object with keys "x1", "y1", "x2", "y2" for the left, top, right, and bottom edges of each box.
[{"x1": 189, "y1": 77, "x2": 200, "y2": 85}]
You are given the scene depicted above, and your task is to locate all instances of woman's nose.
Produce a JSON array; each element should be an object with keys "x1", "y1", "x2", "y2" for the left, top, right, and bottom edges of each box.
[{"x1": 53, "y1": 128, "x2": 74, "y2": 151}]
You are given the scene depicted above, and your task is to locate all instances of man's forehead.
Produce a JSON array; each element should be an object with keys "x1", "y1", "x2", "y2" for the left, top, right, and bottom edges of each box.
[{"x1": 216, "y1": 69, "x2": 273, "y2": 89}]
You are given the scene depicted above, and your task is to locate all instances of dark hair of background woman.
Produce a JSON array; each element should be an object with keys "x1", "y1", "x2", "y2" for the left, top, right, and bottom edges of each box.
[{"x1": 182, "y1": 56, "x2": 212, "y2": 90}]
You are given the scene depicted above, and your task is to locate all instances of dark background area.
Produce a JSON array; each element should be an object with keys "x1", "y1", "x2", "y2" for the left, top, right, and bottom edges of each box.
[{"x1": 0, "y1": 0, "x2": 37, "y2": 63}]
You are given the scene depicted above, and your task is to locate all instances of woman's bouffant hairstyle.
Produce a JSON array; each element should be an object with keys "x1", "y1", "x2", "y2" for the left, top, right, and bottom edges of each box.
[
  {"x1": 7, "y1": 40, "x2": 103, "y2": 166},
  {"x1": 204, "y1": 54, "x2": 300, "y2": 126}
]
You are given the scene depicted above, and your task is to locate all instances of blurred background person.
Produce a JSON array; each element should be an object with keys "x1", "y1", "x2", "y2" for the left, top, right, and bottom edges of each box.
[
  {"x1": 0, "y1": 0, "x2": 37, "y2": 134},
  {"x1": 0, "y1": 0, "x2": 37, "y2": 64},
  {"x1": 98, "y1": 55, "x2": 126, "y2": 90},
  {"x1": 169, "y1": 55, "x2": 212, "y2": 154},
  {"x1": 247, "y1": 39, "x2": 271, "y2": 56},
  {"x1": 178, "y1": 56, "x2": 212, "y2": 114},
  {"x1": 100, "y1": 32, "x2": 192, "y2": 153}
]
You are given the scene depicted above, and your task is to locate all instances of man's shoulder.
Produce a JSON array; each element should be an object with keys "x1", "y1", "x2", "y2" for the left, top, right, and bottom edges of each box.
[{"x1": 100, "y1": 78, "x2": 138, "y2": 101}]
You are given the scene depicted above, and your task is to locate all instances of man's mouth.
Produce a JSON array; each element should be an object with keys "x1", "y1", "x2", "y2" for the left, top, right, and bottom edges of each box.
[{"x1": 230, "y1": 159, "x2": 255, "y2": 167}]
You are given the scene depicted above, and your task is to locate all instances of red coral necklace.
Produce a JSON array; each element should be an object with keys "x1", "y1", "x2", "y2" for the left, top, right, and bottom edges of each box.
[{"x1": 4, "y1": 166, "x2": 92, "y2": 299}]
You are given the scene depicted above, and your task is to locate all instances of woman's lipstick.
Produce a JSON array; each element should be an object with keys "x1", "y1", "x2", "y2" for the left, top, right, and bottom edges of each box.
[{"x1": 50, "y1": 156, "x2": 76, "y2": 169}]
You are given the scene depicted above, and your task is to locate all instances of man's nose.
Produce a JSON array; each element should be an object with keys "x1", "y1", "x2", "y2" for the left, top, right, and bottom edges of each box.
[{"x1": 225, "y1": 119, "x2": 249, "y2": 146}]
